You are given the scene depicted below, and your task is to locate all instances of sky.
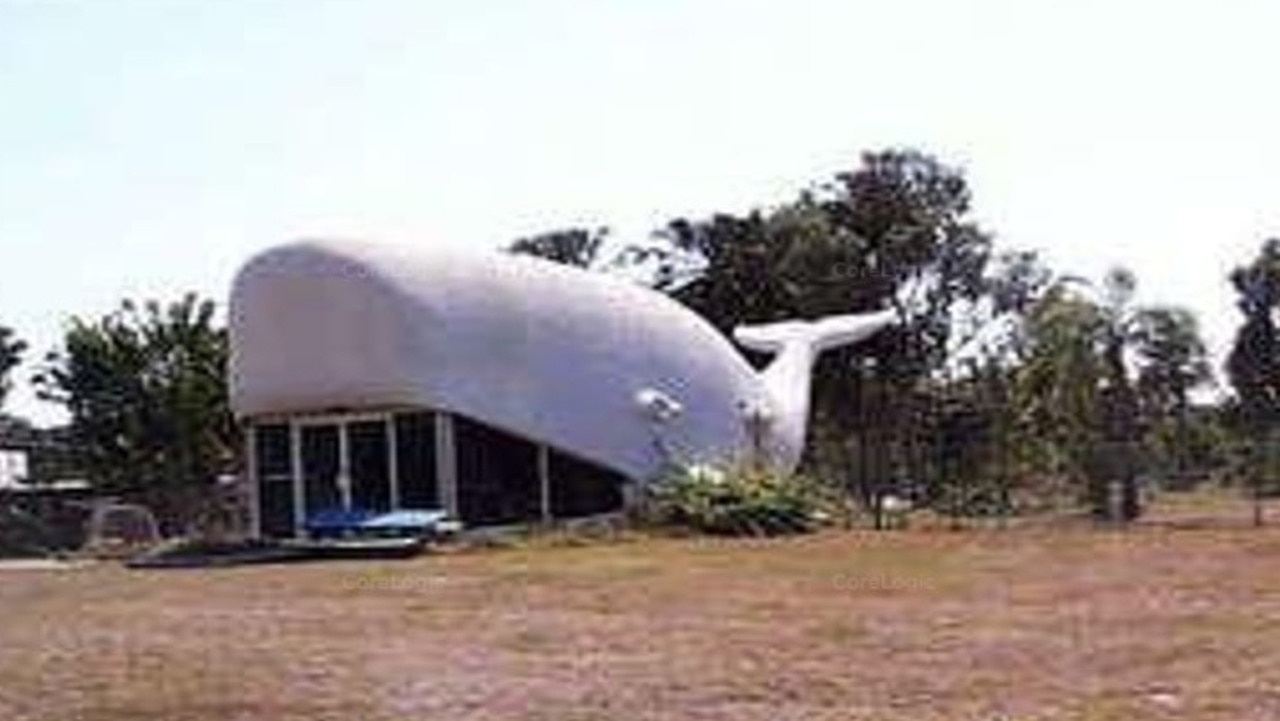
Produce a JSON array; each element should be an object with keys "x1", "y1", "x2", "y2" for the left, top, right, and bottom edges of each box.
[{"x1": 3, "y1": 0, "x2": 1280, "y2": 425}]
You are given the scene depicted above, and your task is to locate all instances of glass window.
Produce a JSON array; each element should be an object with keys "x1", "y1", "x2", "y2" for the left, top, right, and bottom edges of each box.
[
  {"x1": 348, "y1": 420, "x2": 391, "y2": 511},
  {"x1": 394, "y1": 413, "x2": 438, "y2": 509},
  {"x1": 454, "y1": 416, "x2": 541, "y2": 525},
  {"x1": 254, "y1": 424, "x2": 291, "y2": 479},
  {"x1": 549, "y1": 449, "x2": 626, "y2": 518},
  {"x1": 259, "y1": 481, "x2": 295, "y2": 538},
  {"x1": 255, "y1": 424, "x2": 295, "y2": 538}
]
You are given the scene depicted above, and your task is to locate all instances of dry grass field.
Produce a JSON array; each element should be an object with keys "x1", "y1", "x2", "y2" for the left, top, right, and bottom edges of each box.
[{"x1": 3, "y1": 493, "x2": 1280, "y2": 721}]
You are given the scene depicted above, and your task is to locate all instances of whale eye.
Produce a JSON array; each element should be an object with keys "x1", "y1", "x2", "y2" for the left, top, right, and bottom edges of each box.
[{"x1": 635, "y1": 387, "x2": 683, "y2": 422}]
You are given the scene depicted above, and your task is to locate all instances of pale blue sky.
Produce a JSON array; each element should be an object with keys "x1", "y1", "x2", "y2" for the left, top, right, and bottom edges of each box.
[{"x1": 4, "y1": 0, "x2": 1280, "y2": 424}]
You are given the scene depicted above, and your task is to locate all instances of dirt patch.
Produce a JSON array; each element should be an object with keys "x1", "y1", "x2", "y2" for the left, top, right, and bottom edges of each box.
[{"x1": 3, "y1": 496, "x2": 1280, "y2": 720}]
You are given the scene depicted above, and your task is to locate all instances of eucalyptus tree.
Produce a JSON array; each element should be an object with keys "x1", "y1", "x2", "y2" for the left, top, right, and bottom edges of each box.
[
  {"x1": 1091, "y1": 268, "x2": 1146, "y2": 519},
  {"x1": 1226, "y1": 239, "x2": 1280, "y2": 519},
  {"x1": 1132, "y1": 306, "x2": 1211, "y2": 476},
  {"x1": 1015, "y1": 281, "x2": 1108, "y2": 502},
  {"x1": 1011, "y1": 267, "x2": 1211, "y2": 518},
  {"x1": 1227, "y1": 239, "x2": 1280, "y2": 431},
  {"x1": 941, "y1": 250, "x2": 1057, "y2": 516}
]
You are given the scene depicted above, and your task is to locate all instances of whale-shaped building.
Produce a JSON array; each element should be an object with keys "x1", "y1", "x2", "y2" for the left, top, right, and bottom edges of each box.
[{"x1": 229, "y1": 240, "x2": 890, "y2": 536}]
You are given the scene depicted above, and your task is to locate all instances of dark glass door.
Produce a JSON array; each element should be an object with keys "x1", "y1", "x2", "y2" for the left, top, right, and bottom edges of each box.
[
  {"x1": 394, "y1": 412, "x2": 437, "y2": 509},
  {"x1": 254, "y1": 424, "x2": 295, "y2": 538},
  {"x1": 348, "y1": 420, "x2": 391, "y2": 511},
  {"x1": 301, "y1": 424, "x2": 341, "y2": 515}
]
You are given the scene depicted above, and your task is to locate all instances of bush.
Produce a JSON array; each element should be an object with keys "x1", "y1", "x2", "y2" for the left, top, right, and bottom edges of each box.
[
  {"x1": 935, "y1": 478, "x2": 1013, "y2": 518},
  {"x1": 641, "y1": 463, "x2": 830, "y2": 537},
  {"x1": 0, "y1": 505, "x2": 59, "y2": 558}
]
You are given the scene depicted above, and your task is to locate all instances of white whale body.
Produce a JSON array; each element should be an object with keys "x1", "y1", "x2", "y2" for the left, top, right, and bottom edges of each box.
[{"x1": 228, "y1": 240, "x2": 892, "y2": 480}]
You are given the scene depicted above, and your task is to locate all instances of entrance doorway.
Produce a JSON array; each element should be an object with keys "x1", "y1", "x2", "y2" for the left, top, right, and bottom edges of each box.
[
  {"x1": 297, "y1": 417, "x2": 392, "y2": 519},
  {"x1": 253, "y1": 411, "x2": 440, "y2": 538}
]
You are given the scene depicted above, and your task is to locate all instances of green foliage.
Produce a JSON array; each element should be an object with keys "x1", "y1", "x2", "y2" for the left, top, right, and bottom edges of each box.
[
  {"x1": 1227, "y1": 239, "x2": 1280, "y2": 429},
  {"x1": 1133, "y1": 306, "x2": 1212, "y2": 478},
  {"x1": 642, "y1": 464, "x2": 830, "y2": 536},
  {"x1": 1146, "y1": 406, "x2": 1229, "y2": 488},
  {"x1": 33, "y1": 294, "x2": 235, "y2": 532},
  {"x1": 1000, "y1": 268, "x2": 1212, "y2": 519},
  {"x1": 1013, "y1": 282, "x2": 1107, "y2": 485},
  {"x1": 926, "y1": 393, "x2": 1009, "y2": 518},
  {"x1": 1133, "y1": 307, "x2": 1210, "y2": 412},
  {"x1": 0, "y1": 505, "x2": 60, "y2": 558},
  {"x1": 934, "y1": 477, "x2": 1012, "y2": 518},
  {"x1": 1225, "y1": 239, "x2": 1280, "y2": 504},
  {"x1": 634, "y1": 150, "x2": 993, "y2": 369},
  {"x1": 0, "y1": 325, "x2": 27, "y2": 410},
  {"x1": 508, "y1": 227, "x2": 610, "y2": 269}
]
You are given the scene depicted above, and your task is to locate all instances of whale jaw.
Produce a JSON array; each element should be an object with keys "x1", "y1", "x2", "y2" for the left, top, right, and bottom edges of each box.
[{"x1": 733, "y1": 310, "x2": 895, "y2": 471}]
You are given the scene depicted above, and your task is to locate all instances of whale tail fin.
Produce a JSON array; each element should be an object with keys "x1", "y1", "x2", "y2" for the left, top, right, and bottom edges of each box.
[
  {"x1": 733, "y1": 310, "x2": 896, "y2": 357},
  {"x1": 731, "y1": 310, "x2": 896, "y2": 471}
]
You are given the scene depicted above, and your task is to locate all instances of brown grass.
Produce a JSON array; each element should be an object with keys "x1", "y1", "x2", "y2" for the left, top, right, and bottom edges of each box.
[{"x1": 3, "y1": 492, "x2": 1280, "y2": 720}]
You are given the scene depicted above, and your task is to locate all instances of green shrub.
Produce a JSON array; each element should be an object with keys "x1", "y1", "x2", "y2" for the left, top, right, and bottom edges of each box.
[
  {"x1": 641, "y1": 463, "x2": 830, "y2": 537},
  {"x1": 0, "y1": 505, "x2": 59, "y2": 558}
]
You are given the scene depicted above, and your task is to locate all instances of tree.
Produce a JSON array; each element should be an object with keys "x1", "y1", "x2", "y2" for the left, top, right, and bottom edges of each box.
[
  {"x1": 933, "y1": 250, "x2": 1058, "y2": 520},
  {"x1": 1007, "y1": 267, "x2": 1211, "y2": 519},
  {"x1": 34, "y1": 294, "x2": 235, "y2": 531},
  {"x1": 508, "y1": 227, "x2": 610, "y2": 268},
  {"x1": 0, "y1": 325, "x2": 26, "y2": 410},
  {"x1": 1015, "y1": 280, "x2": 1108, "y2": 508},
  {"x1": 1132, "y1": 305, "x2": 1211, "y2": 478},
  {"x1": 637, "y1": 150, "x2": 992, "y2": 360},
  {"x1": 1093, "y1": 268, "x2": 1145, "y2": 520},
  {"x1": 1226, "y1": 239, "x2": 1280, "y2": 521},
  {"x1": 1134, "y1": 307, "x2": 1210, "y2": 418},
  {"x1": 1227, "y1": 239, "x2": 1280, "y2": 430}
]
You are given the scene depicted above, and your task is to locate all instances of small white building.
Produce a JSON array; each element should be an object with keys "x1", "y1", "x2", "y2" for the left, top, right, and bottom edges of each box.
[
  {"x1": 228, "y1": 240, "x2": 889, "y2": 537},
  {"x1": 0, "y1": 448, "x2": 29, "y2": 490}
]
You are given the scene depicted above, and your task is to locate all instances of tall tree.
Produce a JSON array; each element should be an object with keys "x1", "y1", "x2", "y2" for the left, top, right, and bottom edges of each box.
[
  {"x1": 508, "y1": 227, "x2": 610, "y2": 268},
  {"x1": 1226, "y1": 239, "x2": 1280, "y2": 519},
  {"x1": 0, "y1": 325, "x2": 26, "y2": 411},
  {"x1": 1010, "y1": 268, "x2": 1209, "y2": 519},
  {"x1": 1133, "y1": 305, "x2": 1211, "y2": 476},
  {"x1": 1015, "y1": 281, "x2": 1108, "y2": 497},
  {"x1": 932, "y1": 250, "x2": 1058, "y2": 518},
  {"x1": 1134, "y1": 306, "x2": 1210, "y2": 417},
  {"x1": 1227, "y1": 239, "x2": 1280, "y2": 429},
  {"x1": 34, "y1": 294, "x2": 235, "y2": 531},
  {"x1": 1094, "y1": 268, "x2": 1145, "y2": 519}
]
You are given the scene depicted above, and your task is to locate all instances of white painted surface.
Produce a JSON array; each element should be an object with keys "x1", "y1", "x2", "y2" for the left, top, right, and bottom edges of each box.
[{"x1": 229, "y1": 240, "x2": 890, "y2": 481}]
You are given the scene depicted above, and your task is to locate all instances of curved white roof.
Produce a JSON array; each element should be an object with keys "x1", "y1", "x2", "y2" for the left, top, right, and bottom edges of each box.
[{"x1": 229, "y1": 240, "x2": 769, "y2": 480}]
